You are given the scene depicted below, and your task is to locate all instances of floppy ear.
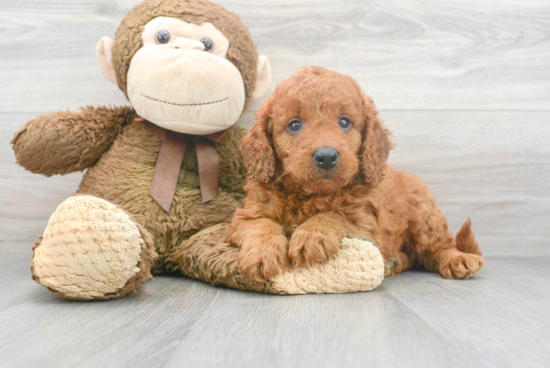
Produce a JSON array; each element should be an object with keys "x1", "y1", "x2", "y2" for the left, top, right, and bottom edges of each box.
[
  {"x1": 361, "y1": 95, "x2": 392, "y2": 186},
  {"x1": 241, "y1": 100, "x2": 276, "y2": 183}
]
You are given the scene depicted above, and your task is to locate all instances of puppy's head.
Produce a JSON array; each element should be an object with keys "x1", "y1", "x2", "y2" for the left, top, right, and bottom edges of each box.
[{"x1": 242, "y1": 66, "x2": 392, "y2": 194}]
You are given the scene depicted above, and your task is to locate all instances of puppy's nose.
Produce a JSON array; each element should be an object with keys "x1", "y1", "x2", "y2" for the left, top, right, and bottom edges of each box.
[{"x1": 313, "y1": 147, "x2": 339, "y2": 170}]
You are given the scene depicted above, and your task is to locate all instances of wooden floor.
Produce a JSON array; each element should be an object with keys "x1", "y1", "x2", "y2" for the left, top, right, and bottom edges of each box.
[
  {"x1": 1, "y1": 0, "x2": 549, "y2": 367},
  {"x1": 0, "y1": 254, "x2": 548, "y2": 368}
]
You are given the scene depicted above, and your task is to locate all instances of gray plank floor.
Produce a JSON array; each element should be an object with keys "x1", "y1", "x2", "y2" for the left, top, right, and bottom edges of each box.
[{"x1": 0, "y1": 254, "x2": 549, "y2": 368}]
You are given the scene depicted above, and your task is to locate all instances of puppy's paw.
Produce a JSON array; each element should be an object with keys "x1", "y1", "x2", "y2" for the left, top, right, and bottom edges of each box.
[
  {"x1": 237, "y1": 235, "x2": 290, "y2": 281},
  {"x1": 439, "y1": 251, "x2": 484, "y2": 279},
  {"x1": 289, "y1": 227, "x2": 341, "y2": 268}
]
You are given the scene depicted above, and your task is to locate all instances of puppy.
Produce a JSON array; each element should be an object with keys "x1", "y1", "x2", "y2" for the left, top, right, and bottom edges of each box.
[{"x1": 227, "y1": 66, "x2": 484, "y2": 282}]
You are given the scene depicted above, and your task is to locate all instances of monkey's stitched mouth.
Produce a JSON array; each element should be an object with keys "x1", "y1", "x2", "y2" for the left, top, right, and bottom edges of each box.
[{"x1": 140, "y1": 93, "x2": 229, "y2": 106}]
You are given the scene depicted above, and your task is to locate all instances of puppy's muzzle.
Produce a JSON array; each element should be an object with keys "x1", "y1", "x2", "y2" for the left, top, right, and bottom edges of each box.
[{"x1": 313, "y1": 147, "x2": 339, "y2": 170}]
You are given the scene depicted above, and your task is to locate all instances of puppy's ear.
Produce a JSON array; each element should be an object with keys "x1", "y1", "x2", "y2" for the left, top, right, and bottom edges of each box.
[
  {"x1": 361, "y1": 95, "x2": 392, "y2": 186},
  {"x1": 241, "y1": 100, "x2": 276, "y2": 183}
]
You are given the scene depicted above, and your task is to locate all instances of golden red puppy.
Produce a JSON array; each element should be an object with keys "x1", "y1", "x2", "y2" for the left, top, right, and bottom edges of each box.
[{"x1": 227, "y1": 66, "x2": 484, "y2": 282}]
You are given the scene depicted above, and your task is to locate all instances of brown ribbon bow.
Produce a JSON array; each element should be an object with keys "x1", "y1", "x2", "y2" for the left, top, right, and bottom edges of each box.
[{"x1": 136, "y1": 118, "x2": 227, "y2": 212}]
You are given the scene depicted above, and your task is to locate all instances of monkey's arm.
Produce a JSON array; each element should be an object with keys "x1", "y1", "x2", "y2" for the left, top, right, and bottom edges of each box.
[{"x1": 11, "y1": 106, "x2": 135, "y2": 176}]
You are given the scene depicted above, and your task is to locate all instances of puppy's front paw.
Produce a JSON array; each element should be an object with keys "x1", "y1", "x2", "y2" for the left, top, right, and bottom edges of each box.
[
  {"x1": 289, "y1": 227, "x2": 341, "y2": 268},
  {"x1": 237, "y1": 235, "x2": 289, "y2": 281}
]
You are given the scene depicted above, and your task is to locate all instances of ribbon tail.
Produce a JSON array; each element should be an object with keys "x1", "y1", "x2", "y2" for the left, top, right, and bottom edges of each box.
[
  {"x1": 150, "y1": 131, "x2": 188, "y2": 212},
  {"x1": 195, "y1": 138, "x2": 220, "y2": 203}
]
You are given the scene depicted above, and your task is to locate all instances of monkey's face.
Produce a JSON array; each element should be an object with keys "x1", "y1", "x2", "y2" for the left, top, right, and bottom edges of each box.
[
  {"x1": 126, "y1": 17, "x2": 244, "y2": 134},
  {"x1": 97, "y1": 10, "x2": 271, "y2": 136}
]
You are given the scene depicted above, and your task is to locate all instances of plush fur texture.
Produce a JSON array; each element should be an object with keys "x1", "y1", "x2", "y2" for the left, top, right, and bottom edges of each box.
[
  {"x1": 228, "y1": 66, "x2": 484, "y2": 281},
  {"x1": 14, "y1": 109, "x2": 265, "y2": 298},
  {"x1": 76, "y1": 119, "x2": 248, "y2": 274},
  {"x1": 11, "y1": 0, "x2": 271, "y2": 300},
  {"x1": 167, "y1": 224, "x2": 385, "y2": 294},
  {"x1": 32, "y1": 195, "x2": 157, "y2": 300},
  {"x1": 270, "y1": 236, "x2": 385, "y2": 294},
  {"x1": 12, "y1": 106, "x2": 135, "y2": 176},
  {"x1": 112, "y1": 0, "x2": 259, "y2": 101}
]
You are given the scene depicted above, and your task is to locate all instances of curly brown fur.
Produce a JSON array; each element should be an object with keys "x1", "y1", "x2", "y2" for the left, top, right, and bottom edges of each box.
[{"x1": 228, "y1": 66, "x2": 484, "y2": 281}]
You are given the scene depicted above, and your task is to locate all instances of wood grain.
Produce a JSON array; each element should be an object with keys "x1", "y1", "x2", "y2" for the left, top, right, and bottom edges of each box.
[
  {"x1": 0, "y1": 254, "x2": 548, "y2": 368},
  {"x1": 0, "y1": 0, "x2": 549, "y2": 112}
]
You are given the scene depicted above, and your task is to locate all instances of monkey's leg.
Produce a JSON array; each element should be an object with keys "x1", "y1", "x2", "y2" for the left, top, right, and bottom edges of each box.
[
  {"x1": 165, "y1": 224, "x2": 280, "y2": 293},
  {"x1": 165, "y1": 225, "x2": 384, "y2": 294},
  {"x1": 32, "y1": 195, "x2": 157, "y2": 300}
]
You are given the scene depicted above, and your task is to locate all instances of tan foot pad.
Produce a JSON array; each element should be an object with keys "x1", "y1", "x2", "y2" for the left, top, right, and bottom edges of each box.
[
  {"x1": 271, "y1": 237, "x2": 384, "y2": 294},
  {"x1": 32, "y1": 196, "x2": 145, "y2": 300}
]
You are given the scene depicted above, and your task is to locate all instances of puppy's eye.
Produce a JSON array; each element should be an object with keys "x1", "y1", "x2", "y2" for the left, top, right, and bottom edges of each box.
[
  {"x1": 338, "y1": 116, "x2": 352, "y2": 131},
  {"x1": 200, "y1": 37, "x2": 213, "y2": 52},
  {"x1": 156, "y1": 30, "x2": 171, "y2": 44},
  {"x1": 287, "y1": 119, "x2": 303, "y2": 134}
]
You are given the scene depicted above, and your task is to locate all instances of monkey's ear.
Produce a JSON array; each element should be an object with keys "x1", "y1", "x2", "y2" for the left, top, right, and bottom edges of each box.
[
  {"x1": 251, "y1": 55, "x2": 271, "y2": 99},
  {"x1": 241, "y1": 99, "x2": 276, "y2": 182},
  {"x1": 96, "y1": 36, "x2": 117, "y2": 84}
]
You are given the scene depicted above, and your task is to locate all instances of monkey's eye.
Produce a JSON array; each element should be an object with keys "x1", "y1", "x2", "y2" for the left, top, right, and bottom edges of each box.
[
  {"x1": 156, "y1": 30, "x2": 171, "y2": 44},
  {"x1": 287, "y1": 119, "x2": 303, "y2": 134},
  {"x1": 338, "y1": 116, "x2": 352, "y2": 131},
  {"x1": 200, "y1": 37, "x2": 213, "y2": 52}
]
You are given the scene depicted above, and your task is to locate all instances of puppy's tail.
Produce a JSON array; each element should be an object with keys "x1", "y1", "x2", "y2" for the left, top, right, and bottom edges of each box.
[{"x1": 455, "y1": 218, "x2": 482, "y2": 256}]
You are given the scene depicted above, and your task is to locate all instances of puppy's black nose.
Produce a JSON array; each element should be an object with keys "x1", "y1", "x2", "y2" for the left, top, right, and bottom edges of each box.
[{"x1": 313, "y1": 147, "x2": 339, "y2": 170}]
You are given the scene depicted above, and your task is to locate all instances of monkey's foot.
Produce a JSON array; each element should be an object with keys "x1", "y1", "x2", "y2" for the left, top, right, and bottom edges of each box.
[
  {"x1": 32, "y1": 195, "x2": 157, "y2": 300},
  {"x1": 271, "y1": 236, "x2": 385, "y2": 294}
]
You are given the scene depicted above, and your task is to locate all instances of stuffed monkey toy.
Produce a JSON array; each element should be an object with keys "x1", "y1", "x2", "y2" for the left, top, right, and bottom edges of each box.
[{"x1": 12, "y1": 0, "x2": 384, "y2": 300}]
